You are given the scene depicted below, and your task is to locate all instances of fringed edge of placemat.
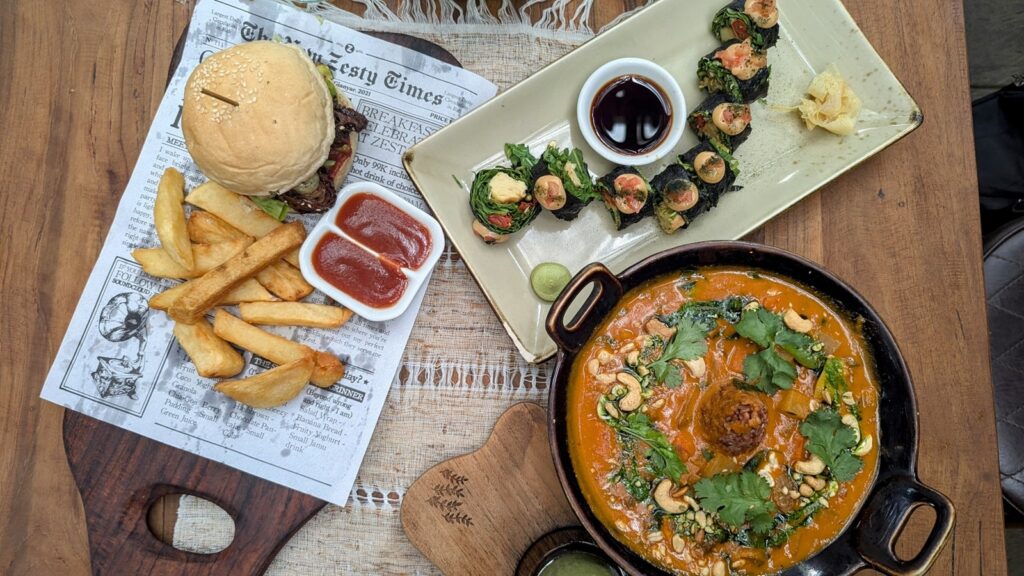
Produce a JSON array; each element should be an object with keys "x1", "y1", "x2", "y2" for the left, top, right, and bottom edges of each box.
[{"x1": 275, "y1": 0, "x2": 654, "y2": 40}]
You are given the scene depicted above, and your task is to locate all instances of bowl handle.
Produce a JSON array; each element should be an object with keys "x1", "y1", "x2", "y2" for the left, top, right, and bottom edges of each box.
[
  {"x1": 546, "y1": 263, "x2": 624, "y2": 353},
  {"x1": 854, "y1": 474, "x2": 956, "y2": 576}
]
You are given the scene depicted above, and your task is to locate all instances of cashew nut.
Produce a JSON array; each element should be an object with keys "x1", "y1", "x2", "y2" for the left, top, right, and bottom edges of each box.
[
  {"x1": 671, "y1": 534, "x2": 686, "y2": 553},
  {"x1": 683, "y1": 357, "x2": 706, "y2": 379},
  {"x1": 616, "y1": 372, "x2": 643, "y2": 412},
  {"x1": 804, "y1": 475, "x2": 826, "y2": 491},
  {"x1": 853, "y1": 434, "x2": 873, "y2": 456},
  {"x1": 798, "y1": 483, "x2": 815, "y2": 497},
  {"x1": 646, "y1": 317, "x2": 677, "y2": 340},
  {"x1": 712, "y1": 559, "x2": 727, "y2": 576},
  {"x1": 784, "y1": 308, "x2": 814, "y2": 333},
  {"x1": 653, "y1": 479, "x2": 688, "y2": 514},
  {"x1": 841, "y1": 413, "x2": 861, "y2": 443},
  {"x1": 603, "y1": 401, "x2": 621, "y2": 420},
  {"x1": 794, "y1": 454, "x2": 826, "y2": 476}
]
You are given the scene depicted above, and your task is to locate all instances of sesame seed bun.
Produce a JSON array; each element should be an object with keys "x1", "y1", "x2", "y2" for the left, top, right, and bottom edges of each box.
[{"x1": 182, "y1": 41, "x2": 334, "y2": 196}]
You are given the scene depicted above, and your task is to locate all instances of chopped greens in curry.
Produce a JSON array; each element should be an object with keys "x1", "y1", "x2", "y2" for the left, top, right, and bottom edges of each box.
[{"x1": 568, "y1": 268, "x2": 878, "y2": 575}]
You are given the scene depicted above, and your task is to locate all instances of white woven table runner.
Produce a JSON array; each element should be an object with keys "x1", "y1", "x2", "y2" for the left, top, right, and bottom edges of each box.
[{"x1": 171, "y1": 1, "x2": 650, "y2": 573}]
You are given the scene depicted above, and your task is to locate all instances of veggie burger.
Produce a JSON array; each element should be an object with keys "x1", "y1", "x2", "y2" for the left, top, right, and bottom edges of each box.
[{"x1": 182, "y1": 41, "x2": 368, "y2": 215}]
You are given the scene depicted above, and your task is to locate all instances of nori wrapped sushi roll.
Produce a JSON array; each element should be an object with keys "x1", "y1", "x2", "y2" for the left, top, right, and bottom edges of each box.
[
  {"x1": 469, "y1": 146, "x2": 541, "y2": 244},
  {"x1": 530, "y1": 144, "x2": 599, "y2": 221},
  {"x1": 651, "y1": 164, "x2": 704, "y2": 234},
  {"x1": 469, "y1": 144, "x2": 542, "y2": 244},
  {"x1": 679, "y1": 139, "x2": 739, "y2": 199},
  {"x1": 597, "y1": 166, "x2": 653, "y2": 231},
  {"x1": 712, "y1": 0, "x2": 780, "y2": 50},
  {"x1": 687, "y1": 94, "x2": 753, "y2": 151},
  {"x1": 697, "y1": 38, "x2": 771, "y2": 103}
]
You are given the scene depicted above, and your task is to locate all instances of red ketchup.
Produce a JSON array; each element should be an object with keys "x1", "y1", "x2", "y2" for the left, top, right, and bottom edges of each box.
[
  {"x1": 336, "y1": 193, "x2": 433, "y2": 269},
  {"x1": 313, "y1": 233, "x2": 408, "y2": 308}
]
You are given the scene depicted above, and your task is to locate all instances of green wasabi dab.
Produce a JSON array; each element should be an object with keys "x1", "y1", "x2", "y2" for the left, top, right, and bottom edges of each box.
[{"x1": 531, "y1": 262, "x2": 571, "y2": 302}]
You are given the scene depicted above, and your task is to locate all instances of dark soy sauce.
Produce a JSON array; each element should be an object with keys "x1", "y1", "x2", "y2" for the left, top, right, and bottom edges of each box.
[{"x1": 591, "y1": 75, "x2": 672, "y2": 155}]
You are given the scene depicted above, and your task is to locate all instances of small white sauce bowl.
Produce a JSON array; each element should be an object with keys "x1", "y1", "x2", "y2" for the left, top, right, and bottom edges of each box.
[
  {"x1": 576, "y1": 58, "x2": 686, "y2": 167},
  {"x1": 299, "y1": 181, "x2": 444, "y2": 323}
]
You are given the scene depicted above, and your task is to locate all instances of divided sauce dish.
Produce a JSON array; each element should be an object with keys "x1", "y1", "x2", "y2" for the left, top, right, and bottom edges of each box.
[{"x1": 299, "y1": 182, "x2": 444, "y2": 322}]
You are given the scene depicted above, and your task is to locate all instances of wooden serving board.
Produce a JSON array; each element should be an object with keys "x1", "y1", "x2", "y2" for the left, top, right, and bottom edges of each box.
[
  {"x1": 61, "y1": 29, "x2": 462, "y2": 576},
  {"x1": 401, "y1": 402, "x2": 580, "y2": 575}
]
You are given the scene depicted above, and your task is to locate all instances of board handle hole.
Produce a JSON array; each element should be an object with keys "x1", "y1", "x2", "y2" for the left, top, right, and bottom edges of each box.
[{"x1": 146, "y1": 493, "x2": 234, "y2": 553}]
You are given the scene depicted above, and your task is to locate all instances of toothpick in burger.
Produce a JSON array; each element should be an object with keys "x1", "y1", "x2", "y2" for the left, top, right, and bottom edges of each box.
[{"x1": 182, "y1": 41, "x2": 368, "y2": 215}]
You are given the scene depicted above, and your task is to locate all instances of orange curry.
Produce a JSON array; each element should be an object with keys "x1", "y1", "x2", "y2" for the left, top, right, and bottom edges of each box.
[{"x1": 568, "y1": 268, "x2": 879, "y2": 575}]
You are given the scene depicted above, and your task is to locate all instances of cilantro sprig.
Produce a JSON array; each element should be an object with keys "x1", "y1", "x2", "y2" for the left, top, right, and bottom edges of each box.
[
  {"x1": 648, "y1": 317, "x2": 707, "y2": 387},
  {"x1": 694, "y1": 471, "x2": 776, "y2": 534},
  {"x1": 734, "y1": 307, "x2": 825, "y2": 395},
  {"x1": 612, "y1": 412, "x2": 687, "y2": 482},
  {"x1": 799, "y1": 409, "x2": 864, "y2": 481}
]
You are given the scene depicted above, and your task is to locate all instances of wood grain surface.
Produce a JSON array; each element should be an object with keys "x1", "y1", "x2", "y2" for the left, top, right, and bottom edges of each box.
[
  {"x1": 63, "y1": 411, "x2": 326, "y2": 575},
  {"x1": 401, "y1": 403, "x2": 579, "y2": 575},
  {"x1": 0, "y1": 0, "x2": 1006, "y2": 575}
]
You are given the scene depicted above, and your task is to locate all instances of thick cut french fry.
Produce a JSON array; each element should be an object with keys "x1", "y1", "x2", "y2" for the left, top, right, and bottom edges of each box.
[
  {"x1": 189, "y1": 211, "x2": 305, "y2": 298},
  {"x1": 217, "y1": 279, "x2": 276, "y2": 305},
  {"x1": 255, "y1": 261, "x2": 313, "y2": 301},
  {"x1": 133, "y1": 239, "x2": 249, "y2": 279},
  {"x1": 154, "y1": 168, "x2": 194, "y2": 271},
  {"x1": 212, "y1": 309, "x2": 343, "y2": 387},
  {"x1": 188, "y1": 210, "x2": 252, "y2": 244},
  {"x1": 150, "y1": 278, "x2": 274, "y2": 311},
  {"x1": 168, "y1": 222, "x2": 305, "y2": 324},
  {"x1": 239, "y1": 301, "x2": 353, "y2": 328},
  {"x1": 149, "y1": 281, "x2": 192, "y2": 310},
  {"x1": 214, "y1": 356, "x2": 313, "y2": 408},
  {"x1": 312, "y1": 351, "x2": 345, "y2": 388},
  {"x1": 173, "y1": 319, "x2": 245, "y2": 378},
  {"x1": 186, "y1": 182, "x2": 299, "y2": 266}
]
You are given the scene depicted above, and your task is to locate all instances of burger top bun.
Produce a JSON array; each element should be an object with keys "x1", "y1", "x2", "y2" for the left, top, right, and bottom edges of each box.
[{"x1": 182, "y1": 41, "x2": 334, "y2": 196}]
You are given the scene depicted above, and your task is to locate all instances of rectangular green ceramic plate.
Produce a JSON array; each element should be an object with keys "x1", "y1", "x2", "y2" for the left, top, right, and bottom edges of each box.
[{"x1": 403, "y1": 0, "x2": 921, "y2": 363}]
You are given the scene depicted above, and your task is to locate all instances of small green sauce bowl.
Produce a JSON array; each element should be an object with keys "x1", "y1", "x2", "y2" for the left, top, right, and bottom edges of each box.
[{"x1": 516, "y1": 528, "x2": 624, "y2": 576}]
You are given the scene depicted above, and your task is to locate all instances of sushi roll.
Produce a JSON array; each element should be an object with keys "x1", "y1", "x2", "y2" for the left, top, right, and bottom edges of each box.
[
  {"x1": 651, "y1": 164, "x2": 704, "y2": 234},
  {"x1": 598, "y1": 166, "x2": 653, "y2": 231},
  {"x1": 530, "y1": 144, "x2": 599, "y2": 221},
  {"x1": 697, "y1": 38, "x2": 771, "y2": 103},
  {"x1": 679, "y1": 139, "x2": 739, "y2": 199},
  {"x1": 712, "y1": 0, "x2": 780, "y2": 50},
  {"x1": 687, "y1": 94, "x2": 753, "y2": 151},
  {"x1": 469, "y1": 166, "x2": 540, "y2": 244}
]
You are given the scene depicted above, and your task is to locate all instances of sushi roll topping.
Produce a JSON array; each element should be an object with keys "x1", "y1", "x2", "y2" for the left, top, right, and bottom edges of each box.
[
  {"x1": 656, "y1": 204, "x2": 688, "y2": 234},
  {"x1": 534, "y1": 174, "x2": 568, "y2": 211},
  {"x1": 744, "y1": 0, "x2": 779, "y2": 29},
  {"x1": 610, "y1": 173, "x2": 650, "y2": 214},
  {"x1": 712, "y1": 103, "x2": 752, "y2": 136},
  {"x1": 472, "y1": 219, "x2": 509, "y2": 244},
  {"x1": 714, "y1": 38, "x2": 768, "y2": 81},
  {"x1": 695, "y1": 151, "x2": 727, "y2": 184},
  {"x1": 662, "y1": 178, "x2": 701, "y2": 212},
  {"x1": 488, "y1": 172, "x2": 528, "y2": 204}
]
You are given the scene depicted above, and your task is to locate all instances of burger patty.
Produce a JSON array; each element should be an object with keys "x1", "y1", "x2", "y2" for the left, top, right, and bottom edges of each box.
[{"x1": 280, "y1": 104, "x2": 369, "y2": 213}]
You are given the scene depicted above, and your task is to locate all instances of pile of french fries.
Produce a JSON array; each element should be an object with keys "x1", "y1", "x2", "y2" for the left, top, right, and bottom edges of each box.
[{"x1": 134, "y1": 168, "x2": 353, "y2": 408}]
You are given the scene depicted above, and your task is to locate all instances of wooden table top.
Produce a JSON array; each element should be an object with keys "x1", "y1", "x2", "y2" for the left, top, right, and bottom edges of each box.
[{"x1": 0, "y1": 0, "x2": 1007, "y2": 574}]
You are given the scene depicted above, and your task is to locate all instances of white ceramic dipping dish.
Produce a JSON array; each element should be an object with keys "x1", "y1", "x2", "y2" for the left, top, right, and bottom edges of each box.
[
  {"x1": 299, "y1": 181, "x2": 444, "y2": 322},
  {"x1": 576, "y1": 57, "x2": 686, "y2": 166}
]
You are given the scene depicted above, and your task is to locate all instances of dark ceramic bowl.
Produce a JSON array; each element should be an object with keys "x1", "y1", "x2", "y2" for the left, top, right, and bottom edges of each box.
[{"x1": 545, "y1": 241, "x2": 955, "y2": 576}]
